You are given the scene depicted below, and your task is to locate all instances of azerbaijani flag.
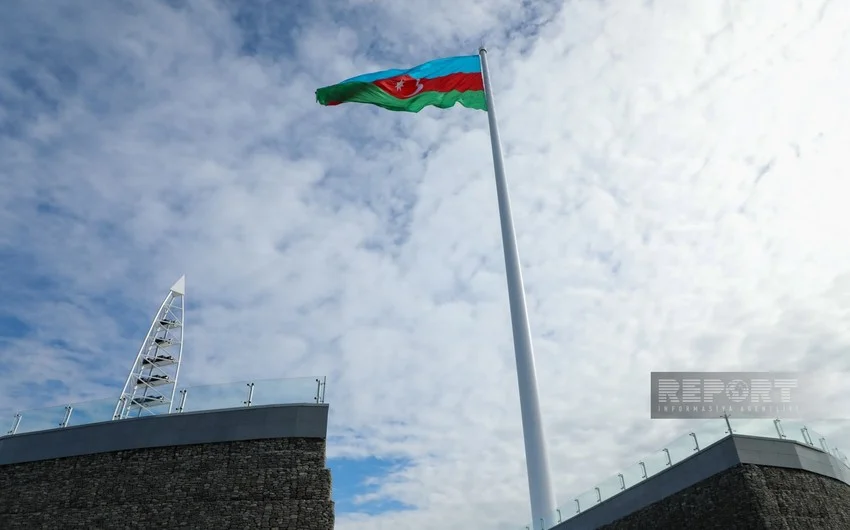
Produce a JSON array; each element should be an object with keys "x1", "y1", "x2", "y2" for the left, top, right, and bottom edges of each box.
[{"x1": 315, "y1": 55, "x2": 486, "y2": 113}]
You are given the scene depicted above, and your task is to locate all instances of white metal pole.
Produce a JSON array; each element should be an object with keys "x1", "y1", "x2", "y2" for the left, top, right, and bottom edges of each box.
[{"x1": 478, "y1": 47, "x2": 557, "y2": 528}]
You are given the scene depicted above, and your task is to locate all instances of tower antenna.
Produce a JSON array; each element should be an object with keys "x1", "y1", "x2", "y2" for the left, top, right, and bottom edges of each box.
[{"x1": 113, "y1": 275, "x2": 185, "y2": 419}]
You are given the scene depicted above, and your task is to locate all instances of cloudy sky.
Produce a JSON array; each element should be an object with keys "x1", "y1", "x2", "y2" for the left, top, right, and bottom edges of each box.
[{"x1": 3, "y1": 0, "x2": 850, "y2": 528}]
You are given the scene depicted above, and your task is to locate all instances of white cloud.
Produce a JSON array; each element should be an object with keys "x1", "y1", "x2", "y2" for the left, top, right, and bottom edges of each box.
[{"x1": 2, "y1": 0, "x2": 850, "y2": 528}]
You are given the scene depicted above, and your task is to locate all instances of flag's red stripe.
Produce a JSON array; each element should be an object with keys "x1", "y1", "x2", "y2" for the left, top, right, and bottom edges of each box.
[
  {"x1": 373, "y1": 72, "x2": 483, "y2": 97},
  {"x1": 322, "y1": 73, "x2": 483, "y2": 106}
]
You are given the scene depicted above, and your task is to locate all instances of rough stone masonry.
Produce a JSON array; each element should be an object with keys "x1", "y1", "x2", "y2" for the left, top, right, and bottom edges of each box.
[
  {"x1": 0, "y1": 438, "x2": 334, "y2": 530},
  {"x1": 600, "y1": 463, "x2": 850, "y2": 530}
]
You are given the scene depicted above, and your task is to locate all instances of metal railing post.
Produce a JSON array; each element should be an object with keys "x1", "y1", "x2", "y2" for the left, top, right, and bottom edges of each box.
[
  {"x1": 60, "y1": 405, "x2": 73, "y2": 428},
  {"x1": 176, "y1": 389, "x2": 187, "y2": 413},
  {"x1": 773, "y1": 419, "x2": 785, "y2": 439},
  {"x1": 113, "y1": 396, "x2": 127, "y2": 420},
  {"x1": 801, "y1": 427, "x2": 811, "y2": 445},
  {"x1": 690, "y1": 432, "x2": 700, "y2": 451},
  {"x1": 723, "y1": 412, "x2": 733, "y2": 434},
  {"x1": 245, "y1": 382, "x2": 255, "y2": 406},
  {"x1": 8, "y1": 413, "x2": 21, "y2": 435}
]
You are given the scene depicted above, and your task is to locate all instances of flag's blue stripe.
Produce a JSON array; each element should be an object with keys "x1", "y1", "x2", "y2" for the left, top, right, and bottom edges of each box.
[{"x1": 341, "y1": 55, "x2": 481, "y2": 84}]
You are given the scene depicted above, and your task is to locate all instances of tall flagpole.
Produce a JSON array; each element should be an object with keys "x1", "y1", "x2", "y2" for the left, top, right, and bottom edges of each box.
[{"x1": 478, "y1": 47, "x2": 557, "y2": 529}]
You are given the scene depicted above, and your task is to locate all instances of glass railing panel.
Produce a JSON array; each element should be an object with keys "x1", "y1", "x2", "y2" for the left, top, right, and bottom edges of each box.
[
  {"x1": 775, "y1": 420, "x2": 812, "y2": 446},
  {"x1": 665, "y1": 430, "x2": 700, "y2": 464},
  {"x1": 249, "y1": 376, "x2": 323, "y2": 406},
  {"x1": 806, "y1": 427, "x2": 833, "y2": 453},
  {"x1": 640, "y1": 446, "x2": 673, "y2": 478},
  {"x1": 689, "y1": 418, "x2": 733, "y2": 450},
  {"x1": 179, "y1": 380, "x2": 252, "y2": 413},
  {"x1": 552, "y1": 498, "x2": 579, "y2": 525},
  {"x1": 807, "y1": 427, "x2": 847, "y2": 463},
  {"x1": 547, "y1": 506, "x2": 568, "y2": 527},
  {"x1": 65, "y1": 397, "x2": 120, "y2": 427},
  {"x1": 829, "y1": 446, "x2": 848, "y2": 463},
  {"x1": 14, "y1": 405, "x2": 68, "y2": 434},
  {"x1": 526, "y1": 513, "x2": 551, "y2": 530},
  {"x1": 730, "y1": 417, "x2": 781, "y2": 439},
  {"x1": 597, "y1": 473, "x2": 626, "y2": 502},
  {"x1": 574, "y1": 487, "x2": 601, "y2": 513},
  {"x1": 620, "y1": 460, "x2": 648, "y2": 489},
  {"x1": 2, "y1": 410, "x2": 16, "y2": 435},
  {"x1": 0, "y1": 375, "x2": 328, "y2": 437}
]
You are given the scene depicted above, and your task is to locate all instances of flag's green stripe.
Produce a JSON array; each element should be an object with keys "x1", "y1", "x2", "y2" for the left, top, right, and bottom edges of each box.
[{"x1": 316, "y1": 82, "x2": 486, "y2": 112}]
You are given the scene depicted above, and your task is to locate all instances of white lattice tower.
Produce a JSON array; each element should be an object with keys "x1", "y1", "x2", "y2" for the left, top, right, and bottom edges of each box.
[{"x1": 113, "y1": 276, "x2": 185, "y2": 419}]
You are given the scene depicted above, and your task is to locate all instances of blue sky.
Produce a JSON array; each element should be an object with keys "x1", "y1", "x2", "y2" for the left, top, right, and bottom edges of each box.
[
  {"x1": 331, "y1": 456, "x2": 415, "y2": 515},
  {"x1": 3, "y1": 1, "x2": 850, "y2": 529}
]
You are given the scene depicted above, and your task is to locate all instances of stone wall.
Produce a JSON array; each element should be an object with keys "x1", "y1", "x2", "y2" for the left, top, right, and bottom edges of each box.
[
  {"x1": 600, "y1": 463, "x2": 850, "y2": 530},
  {"x1": 0, "y1": 437, "x2": 334, "y2": 530}
]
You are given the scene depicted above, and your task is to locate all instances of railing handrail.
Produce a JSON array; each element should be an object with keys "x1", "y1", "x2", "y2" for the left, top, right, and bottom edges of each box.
[{"x1": 2, "y1": 375, "x2": 327, "y2": 438}]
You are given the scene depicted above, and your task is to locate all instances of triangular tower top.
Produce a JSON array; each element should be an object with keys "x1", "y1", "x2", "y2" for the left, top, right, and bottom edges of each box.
[
  {"x1": 114, "y1": 276, "x2": 186, "y2": 419},
  {"x1": 170, "y1": 275, "x2": 185, "y2": 296}
]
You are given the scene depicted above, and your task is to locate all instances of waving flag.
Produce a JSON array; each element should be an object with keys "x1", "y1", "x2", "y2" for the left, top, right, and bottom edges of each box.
[{"x1": 315, "y1": 55, "x2": 485, "y2": 112}]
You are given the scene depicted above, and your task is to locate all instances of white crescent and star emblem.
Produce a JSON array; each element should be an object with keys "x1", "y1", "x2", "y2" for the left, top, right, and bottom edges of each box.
[
  {"x1": 394, "y1": 78, "x2": 424, "y2": 98},
  {"x1": 375, "y1": 75, "x2": 425, "y2": 99}
]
